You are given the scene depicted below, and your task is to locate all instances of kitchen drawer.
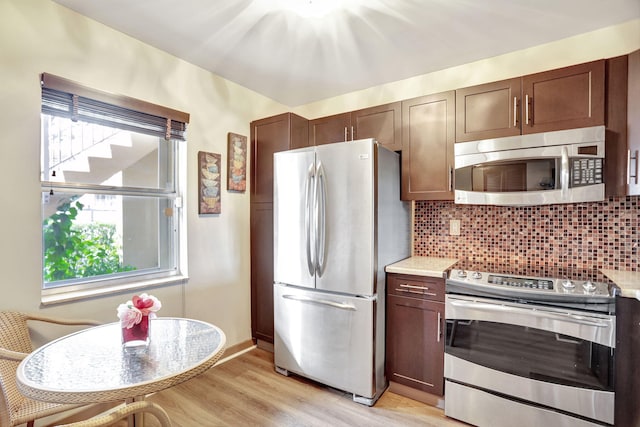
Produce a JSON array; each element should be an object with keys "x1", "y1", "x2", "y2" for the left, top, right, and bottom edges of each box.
[{"x1": 387, "y1": 274, "x2": 445, "y2": 302}]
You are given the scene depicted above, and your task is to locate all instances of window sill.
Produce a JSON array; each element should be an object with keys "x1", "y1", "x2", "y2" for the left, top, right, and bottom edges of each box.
[{"x1": 41, "y1": 275, "x2": 189, "y2": 306}]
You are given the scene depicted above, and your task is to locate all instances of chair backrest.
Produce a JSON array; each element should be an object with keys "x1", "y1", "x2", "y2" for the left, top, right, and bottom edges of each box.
[{"x1": 0, "y1": 311, "x2": 34, "y2": 426}]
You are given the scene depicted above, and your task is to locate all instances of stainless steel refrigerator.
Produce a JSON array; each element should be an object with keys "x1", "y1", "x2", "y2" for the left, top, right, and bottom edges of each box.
[{"x1": 273, "y1": 138, "x2": 410, "y2": 406}]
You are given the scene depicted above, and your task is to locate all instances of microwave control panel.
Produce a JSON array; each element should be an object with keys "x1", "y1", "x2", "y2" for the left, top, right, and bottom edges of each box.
[{"x1": 570, "y1": 158, "x2": 603, "y2": 187}]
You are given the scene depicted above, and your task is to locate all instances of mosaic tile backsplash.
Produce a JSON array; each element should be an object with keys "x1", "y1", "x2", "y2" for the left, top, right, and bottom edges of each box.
[{"x1": 414, "y1": 196, "x2": 639, "y2": 281}]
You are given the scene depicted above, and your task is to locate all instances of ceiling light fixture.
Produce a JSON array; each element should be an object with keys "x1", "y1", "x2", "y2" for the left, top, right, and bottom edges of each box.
[{"x1": 281, "y1": 0, "x2": 343, "y2": 18}]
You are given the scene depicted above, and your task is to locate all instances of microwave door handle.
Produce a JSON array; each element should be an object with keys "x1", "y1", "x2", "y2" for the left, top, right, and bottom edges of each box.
[
  {"x1": 560, "y1": 146, "x2": 569, "y2": 199},
  {"x1": 305, "y1": 163, "x2": 315, "y2": 276}
]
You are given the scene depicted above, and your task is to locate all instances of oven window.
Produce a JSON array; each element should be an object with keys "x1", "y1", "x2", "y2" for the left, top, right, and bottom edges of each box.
[
  {"x1": 455, "y1": 159, "x2": 557, "y2": 192},
  {"x1": 445, "y1": 319, "x2": 614, "y2": 392}
]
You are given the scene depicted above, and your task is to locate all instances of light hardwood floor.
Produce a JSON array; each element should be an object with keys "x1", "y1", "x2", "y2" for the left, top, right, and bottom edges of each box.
[{"x1": 114, "y1": 348, "x2": 468, "y2": 427}]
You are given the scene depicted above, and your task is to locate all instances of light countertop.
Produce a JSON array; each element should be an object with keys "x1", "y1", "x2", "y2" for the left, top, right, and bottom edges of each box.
[
  {"x1": 601, "y1": 269, "x2": 640, "y2": 300},
  {"x1": 385, "y1": 256, "x2": 459, "y2": 278}
]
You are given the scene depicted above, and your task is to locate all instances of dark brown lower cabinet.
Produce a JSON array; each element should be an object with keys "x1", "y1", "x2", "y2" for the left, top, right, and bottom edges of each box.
[
  {"x1": 615, "y1": 296, "x2": 640, "y2": 427},
  {"x1": 386, "y1": 274, "x2": 445, "y2": 398},
  {"x1": 250, "y1": 203, "x2": 274, "y2": 344}
]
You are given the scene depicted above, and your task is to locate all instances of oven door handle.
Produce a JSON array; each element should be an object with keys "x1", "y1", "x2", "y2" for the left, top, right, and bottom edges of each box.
[{"x1": 448, "y1": 299, "x2": 612, "y2": 328}]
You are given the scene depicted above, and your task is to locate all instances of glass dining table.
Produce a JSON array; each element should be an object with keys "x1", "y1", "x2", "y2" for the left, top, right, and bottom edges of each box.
[{"x1": 16, "y1": 317, "x2": 226, "y2": 426}]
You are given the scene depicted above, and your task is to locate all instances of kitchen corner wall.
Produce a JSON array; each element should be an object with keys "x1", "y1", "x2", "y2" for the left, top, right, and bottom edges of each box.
[{"x1": 414, "y1": 196, "x2": 639, "y2": 278}]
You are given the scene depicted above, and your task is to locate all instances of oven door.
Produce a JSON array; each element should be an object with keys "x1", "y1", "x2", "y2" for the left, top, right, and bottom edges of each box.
[{"x1": 444, "y1": 294, "x2": 615, "y2": 425}]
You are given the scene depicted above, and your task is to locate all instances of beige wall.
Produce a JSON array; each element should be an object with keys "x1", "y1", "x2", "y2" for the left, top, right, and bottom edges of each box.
[
  {"x1": 1, "y1": 0, "x2": 638, "y2": 349},
  {"x1": 0, "y1": 0, "x2": 287, "y2": 346}
]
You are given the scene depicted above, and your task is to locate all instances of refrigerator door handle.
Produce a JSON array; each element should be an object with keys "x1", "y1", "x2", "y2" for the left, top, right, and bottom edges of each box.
[
  {"x1": 282, "y1": 294, "x2": 357, "y2": 311},
  {"x1": 305, "y1": 163, "x2": 316, "y2": 276},
  {"x1": 315, "y1": 161, "x2": 327, "y2": 277}
]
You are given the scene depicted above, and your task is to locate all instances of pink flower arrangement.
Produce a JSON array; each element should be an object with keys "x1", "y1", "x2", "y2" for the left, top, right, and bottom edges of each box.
[{"x1": 117, "y1": 293, "x2": 162, "y2": 329}]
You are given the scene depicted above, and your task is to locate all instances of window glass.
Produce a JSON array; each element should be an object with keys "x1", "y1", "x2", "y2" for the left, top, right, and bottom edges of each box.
[{"x1": 41, "y1": 115, "x2": 181, "y2": 291}]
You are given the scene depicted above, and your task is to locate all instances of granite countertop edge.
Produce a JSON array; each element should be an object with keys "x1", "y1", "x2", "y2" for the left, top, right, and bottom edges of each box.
[
  {"x1": 385, "y1": 256, "x2": 459, "y2": 279},
  {"x1": 601, "y1": 269, "x2": 640, "y2": 299}
]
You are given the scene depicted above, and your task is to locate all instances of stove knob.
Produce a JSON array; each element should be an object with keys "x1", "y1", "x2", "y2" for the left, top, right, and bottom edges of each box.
[
  {"x1": 562, "y1": 279, "x2": 576, "y2": 290},
  {"x1": 583, "y1": 281, "x2": 597, "y2": 293},
  {"x1": 457, "y1": 270, "x2": 467, "y2": 279},
  {"x1": 471, "y1": 271, "x2": 482, "y2": 280}
]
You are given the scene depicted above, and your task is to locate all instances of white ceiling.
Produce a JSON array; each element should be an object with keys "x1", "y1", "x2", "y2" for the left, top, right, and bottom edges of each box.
[{"x1": 53, "y1": 0, "x2": 640, "y2": 107}]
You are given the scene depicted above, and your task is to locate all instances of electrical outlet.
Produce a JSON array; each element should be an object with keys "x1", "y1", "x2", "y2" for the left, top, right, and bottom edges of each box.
[{"x1": 450, "y1": 219, "x2": 461, "y2": 236}]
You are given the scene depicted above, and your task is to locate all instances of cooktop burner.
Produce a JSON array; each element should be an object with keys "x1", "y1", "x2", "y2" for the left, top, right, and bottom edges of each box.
[{"x1": 447, "y1": 269, "x2": 616, "y2": 310}]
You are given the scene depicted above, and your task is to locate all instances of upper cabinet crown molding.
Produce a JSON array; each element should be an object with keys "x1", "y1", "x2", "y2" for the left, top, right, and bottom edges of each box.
[{"x1": 455, "y1": 60, "x2": 605, "y2": 143}]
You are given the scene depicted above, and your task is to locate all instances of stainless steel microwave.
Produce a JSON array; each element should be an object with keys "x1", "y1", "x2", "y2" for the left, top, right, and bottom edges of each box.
[{"x1": 454, "y1": 126, "x2": 605, "y2": 206}]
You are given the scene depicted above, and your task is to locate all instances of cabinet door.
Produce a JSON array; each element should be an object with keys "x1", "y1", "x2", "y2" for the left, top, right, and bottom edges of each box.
[
  {"x1": 250, "y1": 113, "x2": 295, "y2": 203},
  {"x1": 352, "y1": 102, "x2": 402, "y2": 151},
  {"x1": 401, "y1": 91, "x2": 455, "y2": 200},
  {"x1": 522, "y1": 60, "x2": 605, "y2": 134},
  {"x1": 615, "y1": 296, "x2": 640, "y2": 426},
  {"x1": 605, "y1": 55, "x2": 630, "y2": 197},
  {"x1": 455, "y1": 78, "x2": 521, "y2": 142},
  {"x1": 289, "y1": 113, "x2": 310, "y2": 150},
  {"x1": 628, "y1": 50, "x2": 640, "y2": 196},
  {"x1": 250, "y1": 203, "x2": 274, "y2": 343},
  {"x1": 309, "y1": 112, "x2": 351, "y2": 146},
  {"x1": 386, "y1": 294, "x2": 444, "y2": 396}
]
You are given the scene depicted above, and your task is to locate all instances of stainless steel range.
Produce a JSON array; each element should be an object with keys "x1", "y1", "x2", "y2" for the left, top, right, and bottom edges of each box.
[{"x1": 445, "y1": 269, "x2": 617, "y2": 427}]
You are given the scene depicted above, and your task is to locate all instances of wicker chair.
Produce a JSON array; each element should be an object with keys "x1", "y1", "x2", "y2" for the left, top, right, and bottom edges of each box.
[
  {"x1": 0, "y1": 311, "x2": 172, "y2": 427},
  {"x1": 57, "y1": 400, "x2": 171, "y2": 427},
  {"x1": 0, "y1": 311, "x2": 100, "y2": 427}
]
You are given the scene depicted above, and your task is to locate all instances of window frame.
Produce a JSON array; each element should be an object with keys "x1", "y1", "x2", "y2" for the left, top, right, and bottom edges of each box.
[{"x1": 40, "y1": 73, "x2": 190, "y2": 304}]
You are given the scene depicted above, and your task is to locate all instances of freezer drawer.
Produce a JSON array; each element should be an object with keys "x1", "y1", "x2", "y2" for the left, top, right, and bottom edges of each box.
[{"x1": 274, "y1": 284, "x2": 379, "y2": 400}]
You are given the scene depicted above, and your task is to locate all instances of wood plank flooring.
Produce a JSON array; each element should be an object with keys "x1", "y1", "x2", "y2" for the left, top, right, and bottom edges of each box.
[{"x1": 114, "y1": 348, "x2": 468, "y2": 427}]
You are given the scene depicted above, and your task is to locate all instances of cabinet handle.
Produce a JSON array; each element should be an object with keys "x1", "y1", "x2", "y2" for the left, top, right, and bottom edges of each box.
[
  {"x1": 351, "y1": 125, "x2": 354, "y2": 141},
  {"x1": 437, "y1": 311, "x2": 442, "y2": 342},
  {"x1": 399, "y1": 283, "x2": 430, "y2": 291},
  {"x1": 525, "y1": 94, "x2": 531, "y2": 125},
  {"x1": 344, "y1": 127, "x2": 348, "y2": 142},
  {"x1": 448, "y1": 165, "x2": 453, "y2": 192},
  {"x1": 513, "y1": 96, "x2": 518, "y2": 127},
  {"x1": 396, "y1": 283, "x2": 437, "y2": 296},
  {"x1": 395, "y1": 288, "x2": 437, "y2": 296},
  {"x1": 629, "y1": 150, "x2": 639, "y2": 185}
]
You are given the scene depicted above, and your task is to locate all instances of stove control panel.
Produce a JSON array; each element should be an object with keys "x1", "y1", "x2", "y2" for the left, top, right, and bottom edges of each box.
[
  {"x1": 488, "y1": 275, "x2": 554, "y2": 290},
  {"x1": 449, "y1": 269, "x2": 613, "y2": 301}
]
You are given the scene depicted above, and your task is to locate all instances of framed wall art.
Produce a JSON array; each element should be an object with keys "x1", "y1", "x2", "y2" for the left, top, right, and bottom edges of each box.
[
  {"x1": 198, "y1": 151, "x2": 221, "y2": 214},
  {"x1": 227, "y1": 132, "x2": 247, "y2": 192}
]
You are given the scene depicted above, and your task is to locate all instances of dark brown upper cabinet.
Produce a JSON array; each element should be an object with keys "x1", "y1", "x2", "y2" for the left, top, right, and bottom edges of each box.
[
  {"x1": 308, "y1": 112, "x2": 351, "y2": 146},
  {"x1": 309, "y1": 102, "x2": 402, "y2": 151},
  {"x1": 401, "y1": 91, "x2": 455, "y2": 201},
  {"x1": 455, "y1": 78, "x2": 522, "y2": 142},
  {"x1": 605, "y1": 50, "x2": 640, "y2": 197},
  {"x1": 456, "y1": 60, "x2": 605, "y2": 143},
  {"x1": 250, "y1": 112, "x2": 309, "y2": 204}
]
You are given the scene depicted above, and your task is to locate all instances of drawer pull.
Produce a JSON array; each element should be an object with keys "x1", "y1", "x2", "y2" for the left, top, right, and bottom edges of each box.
[
  {"x1": 395, "y1": 287, "x2": 437, "y2": 296},
  {"x1": 399, "y1": 283, "x2": 430, "y2": 291}
]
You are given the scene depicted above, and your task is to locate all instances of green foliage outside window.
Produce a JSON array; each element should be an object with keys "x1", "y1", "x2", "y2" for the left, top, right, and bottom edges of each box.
[{"x1": 43, "y1": 199, "x2": 135, "y2": 282}]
